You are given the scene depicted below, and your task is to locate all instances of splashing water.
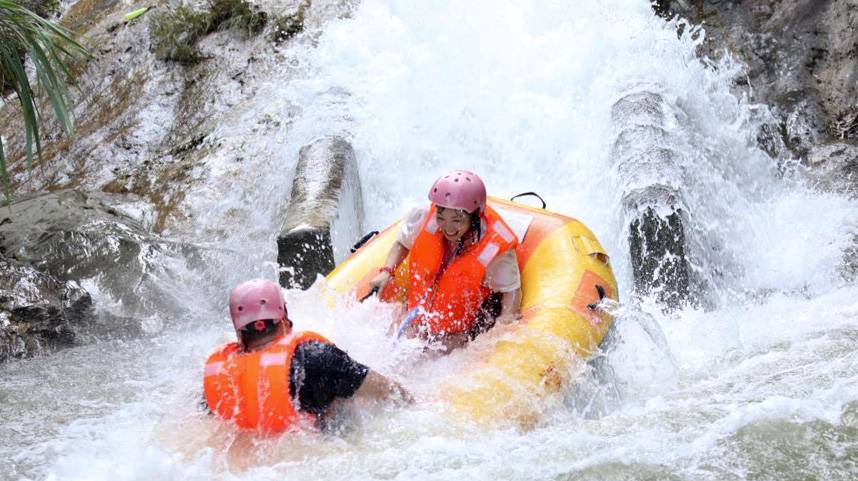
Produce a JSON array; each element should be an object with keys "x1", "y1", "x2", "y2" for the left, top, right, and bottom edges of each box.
[{"x1": 2, "y1": 0, "x2": 858, "y2": 480}]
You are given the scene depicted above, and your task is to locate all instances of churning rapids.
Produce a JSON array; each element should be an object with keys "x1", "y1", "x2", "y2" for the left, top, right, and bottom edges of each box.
[{"x1": 3, "y1": 0, "x2": 858, "y2": 479}]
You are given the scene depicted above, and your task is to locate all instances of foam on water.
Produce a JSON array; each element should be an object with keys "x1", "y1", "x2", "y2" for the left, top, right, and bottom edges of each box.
[{"x1": 3, "y1": 0, "x2": 858, "y2": 480}]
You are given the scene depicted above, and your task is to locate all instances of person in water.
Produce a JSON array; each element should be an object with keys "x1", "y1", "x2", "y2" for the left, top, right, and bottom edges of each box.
[
  {"x1": 369, "y1": 170, "x2": 522, "y2": 351},
  {"x1": 203, "y1": 279, "x2": 411, "y2": 433}
]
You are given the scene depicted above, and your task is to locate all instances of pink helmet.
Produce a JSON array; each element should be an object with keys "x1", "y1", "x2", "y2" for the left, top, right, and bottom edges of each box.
[
  {"x1": 428, "y1": 170, "x2": 487, "y2": 214},
  {"x1": 229, "y1": 279, "x2": 287, "y2": 332}
]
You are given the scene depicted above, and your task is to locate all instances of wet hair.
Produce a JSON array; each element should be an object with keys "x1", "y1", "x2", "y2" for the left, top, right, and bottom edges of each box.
[
  {"x1": 469, "y1": 210, "x2": 481, "y2": 240},
  {"x1": 240, "y1": 317, "x2": 292, "y2": 346}
]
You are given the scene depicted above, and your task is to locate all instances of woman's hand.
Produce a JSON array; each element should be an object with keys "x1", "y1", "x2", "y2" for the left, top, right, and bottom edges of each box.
[
  {"x1": 369, "y1": 270, "x2": 392, "y2": 294},
  {"x1": 368, "y1": 241, "x2": 409, "y2": 299},
  {"x1": 494, "y1": 312, "x2": 521, "y2": 326}
]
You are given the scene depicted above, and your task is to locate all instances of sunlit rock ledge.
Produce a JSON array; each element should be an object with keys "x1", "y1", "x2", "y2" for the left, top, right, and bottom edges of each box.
[{"x1": 0, "y1": 190, "x2": 201, "y2": 361}]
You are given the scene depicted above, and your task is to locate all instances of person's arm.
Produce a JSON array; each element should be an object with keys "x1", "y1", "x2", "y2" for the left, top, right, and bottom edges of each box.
[
  {"x1": 291, "y1": 342, "x2": 412, "y2": 418},
  {"x1": 368, "y1": 241, "x2": 409, "y2": 292},
  {"x1": 495, "y1": 287, "x2": 522, "y2": 325},
  {"x1": 368, "y1": 206, "x2": 427, "y2": 295},
  {"x1": 353, "y1": 370, "x2": 413, "y2": 405},
  {"x1": 484, "y1": 250, "x2": 522, "y2": 325}
]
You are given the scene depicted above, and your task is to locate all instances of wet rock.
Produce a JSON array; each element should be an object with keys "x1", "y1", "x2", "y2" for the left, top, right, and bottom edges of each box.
[
  {"x1": 1, "y1": 0, "x2": 249, "y2": 233},
  {"x1": 278, "y1": 137, "x2": 364, "y2": 289},
  {"x1": 652, "y1": 1, "x2": 858, "y2": 159},
  {"x1": 0, "y1": 190, "x2": 188, "y2": 319},
  {"x1": 754, "y1": 117, "x2": 789, "y2": 161},
  {"x1": 842, "y1": 233, "x2": 858, "y2": 282},
  {"x1": 624, "y1": 187, "x2": 692, "y2": 309},
  {"x1": 805, "y1": 142, "x2": 858, "y2": 197},
  {"x1": 0, "y1": 255, "x2": 93, "y2": 363},
  {"x1": 612, "y1": 90, "x2": 704, "y2": 309},
  {"x1": 277, "y1": 228, "x2": 335, "y2": 289}
]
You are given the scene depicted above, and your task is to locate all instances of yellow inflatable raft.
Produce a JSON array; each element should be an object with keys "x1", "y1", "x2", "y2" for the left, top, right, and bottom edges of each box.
[{"x1": 326, "y1": 197, "x2": 617, "y2": 426}]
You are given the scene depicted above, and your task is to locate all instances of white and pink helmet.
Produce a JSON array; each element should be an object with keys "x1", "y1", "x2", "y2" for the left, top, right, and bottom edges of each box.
[
  {"x1": 228, "y1": 279, "x2": 287, "y2": 333},
  {"x1": 428, "y1": 170, "x2": 487, "y2": 214}
]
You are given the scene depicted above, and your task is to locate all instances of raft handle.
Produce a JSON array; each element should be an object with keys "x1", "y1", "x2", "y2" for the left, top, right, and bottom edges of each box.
[
  {"x1": 510, "y1": 192, "x2": 547, "y2": 209},
  {"x1": 360, "y1": 286, "x2": 379, "y2": 302},
  {"x1": 587, "y1": 285, "x2": 607, "y2": 310},
  {"x1": 350, "y1": 230, "x2": 379, "y2": 253}
]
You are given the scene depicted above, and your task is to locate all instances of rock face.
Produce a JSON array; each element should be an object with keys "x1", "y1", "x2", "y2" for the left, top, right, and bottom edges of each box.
[
  {"x1": 0, "y1": 255, "x2": 92, "y2": 362},
  {"x1": 277, "y1": 137, "x2": 364, "y2": 289},
  {"x1": 652, "y1": 1, "x2": 858, "y2": 285},
  {"x1": 652, "y1": 1, "x2": 858, "y2": 158},
  {"x1": 0, "y1": 190, "x2": 180, "y2": 316},
  {"x1": 805, "y1": 142, "x2": 858, "y2": 198},
  {"x1": 0, "y1": 0, "x2": 321, "y2": 235},
  {"x1": 2, "y1": 191, "x2": 150, "y2": 269}
]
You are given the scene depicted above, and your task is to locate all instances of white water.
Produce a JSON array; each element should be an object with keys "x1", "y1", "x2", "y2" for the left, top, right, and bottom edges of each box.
[{"x1": 3, "y1": 0, "x2": 858, "y2": 479}]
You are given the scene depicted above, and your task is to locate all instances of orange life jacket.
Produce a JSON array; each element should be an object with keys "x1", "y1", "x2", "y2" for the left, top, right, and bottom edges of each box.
[
  {"x1": 407, "y1": 205, "x2": 518, "y2": 337},
  {"x1": 203, "y1": 331, "x2": 330, "y2": 433}
]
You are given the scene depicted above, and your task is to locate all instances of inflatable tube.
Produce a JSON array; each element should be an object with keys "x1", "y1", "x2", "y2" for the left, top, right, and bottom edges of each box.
[{"x1": 326, "y1": 197, "x2": 617, "y2": 426}]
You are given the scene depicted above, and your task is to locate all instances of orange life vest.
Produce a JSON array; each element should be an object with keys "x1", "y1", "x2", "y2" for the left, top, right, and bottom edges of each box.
[
  {"x1": 407, "y1": 205, "x2": 518, "y2": 337},
  {"x1": 203, "y1": 331, "x2": 330, "y2": 433}
]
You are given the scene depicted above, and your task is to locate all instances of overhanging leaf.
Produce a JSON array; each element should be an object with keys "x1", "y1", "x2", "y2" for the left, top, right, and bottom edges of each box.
[{"x1": 0, "y1": 0, "x2": 89, "y2": 199}]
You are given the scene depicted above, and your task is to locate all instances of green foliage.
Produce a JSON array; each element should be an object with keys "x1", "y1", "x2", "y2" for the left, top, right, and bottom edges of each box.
[
  {"x1": 270, "y1": 5, "x2": 306, "y2": 45},
  {"x1": 149, "y1": 0, "x2": 267, "y2": 64},
  {"x1": 17, "y1": 0, "x2": 59, "y2": 18},
  {"x1": 209, "y1": 0, "x2": 266, "y2": 35},
  {"x1": 123, "y1": 7, "x2": 151, "y2": 23},
  {"x1": 0, "y1": 0, "x2": 87, "y2": 200},
  {"x1": 149, "y1": 4, "x2": 210, "y2": 64}
]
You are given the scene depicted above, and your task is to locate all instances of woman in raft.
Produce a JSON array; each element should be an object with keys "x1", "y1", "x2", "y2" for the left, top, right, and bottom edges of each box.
[{"x1": 369, "y1": 170, "x2": 522, "y2": 351}]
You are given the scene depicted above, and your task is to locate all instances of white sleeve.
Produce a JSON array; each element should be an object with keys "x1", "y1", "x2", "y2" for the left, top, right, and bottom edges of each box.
[
  {"x1": 483, "y1": 250, "x2": 521, "y2": 293},
  {"x1": 397, "y1": 205, "x2": 430, "y2": 250}
]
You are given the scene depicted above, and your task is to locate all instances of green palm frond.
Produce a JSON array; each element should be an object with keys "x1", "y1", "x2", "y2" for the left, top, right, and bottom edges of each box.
[{"x1": 0, "y1": 0, "x2": 88, "y2": 200}]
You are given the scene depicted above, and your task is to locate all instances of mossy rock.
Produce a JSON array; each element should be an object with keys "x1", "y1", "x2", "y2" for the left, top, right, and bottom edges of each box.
[
  {"x1": 18, "y1": 0, "x2": 61, "y2": 19},
  {"x1": 149, "y1": 3, "x2": 210, "y2": 64},
  {"x1": 61, "y1": 0, "x2": 123, "y2": 34},
  {"x1": 148, "y1": 0, "x2": 268, "y2": 64},
  {"x1": 270, "y1": 6, "x2": 306, "y2": 45}
]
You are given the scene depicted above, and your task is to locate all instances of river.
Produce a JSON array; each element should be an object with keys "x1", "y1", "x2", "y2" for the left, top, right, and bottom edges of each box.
[{"x1": 2, "y1": 0, "x2": 857, "y2": 479}]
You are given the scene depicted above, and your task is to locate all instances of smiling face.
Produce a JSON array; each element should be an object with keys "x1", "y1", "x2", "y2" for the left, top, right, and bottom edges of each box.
[{"x1": 436, "y1": 206, "x2": 472, "y2": 243}]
